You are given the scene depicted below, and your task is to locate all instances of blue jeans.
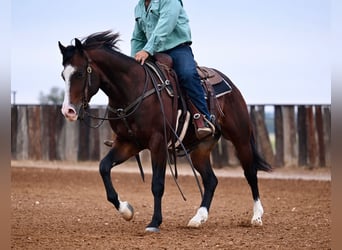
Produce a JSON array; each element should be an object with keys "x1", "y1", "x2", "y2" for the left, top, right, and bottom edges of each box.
[{"x1": 163, "y1": 44, "x2": 211, "y2": 118}]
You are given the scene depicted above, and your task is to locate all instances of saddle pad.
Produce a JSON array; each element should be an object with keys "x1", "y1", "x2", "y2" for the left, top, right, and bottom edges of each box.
[
  {"x1": 210, "y1": 78, "x2": 232, "y2": 98},
  {"x1": 202, "y1": 78, "x2": 232, "y2": 99}
]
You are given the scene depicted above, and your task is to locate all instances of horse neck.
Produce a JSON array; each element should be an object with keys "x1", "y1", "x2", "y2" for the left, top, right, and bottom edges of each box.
[{"x1": 88, "y1": 49, "x2": 145, "y2": 105}]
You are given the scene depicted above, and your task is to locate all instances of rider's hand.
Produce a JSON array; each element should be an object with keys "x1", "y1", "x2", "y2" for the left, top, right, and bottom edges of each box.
[{"x1": 135, "y1": 50, "x2": 150, "y2": 65}]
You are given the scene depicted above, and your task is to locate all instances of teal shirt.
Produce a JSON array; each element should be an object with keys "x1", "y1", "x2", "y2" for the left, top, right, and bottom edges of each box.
[{"x1": 131, "y1": 0, "x2": 192, "y2": 56}]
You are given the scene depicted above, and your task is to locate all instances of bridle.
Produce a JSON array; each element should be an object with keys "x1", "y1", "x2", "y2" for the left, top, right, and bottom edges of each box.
[{"x1": 78, "y1": 51, "x2": 93, "y2": 116}]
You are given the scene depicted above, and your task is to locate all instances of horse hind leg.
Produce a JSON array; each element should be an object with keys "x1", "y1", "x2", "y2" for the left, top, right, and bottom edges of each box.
[
  {"x1": 233, "y1": 136, "x2": 271, "y2": 226},
  {"x1": 249, "y1": 135, "x2": 272, "y2": 225},
  {"x1": 244, "y1": 165, "x2": 264, "y2": 226},
  {"x1": 187, "y1": 149, "x2": 218, "y2": 228}
]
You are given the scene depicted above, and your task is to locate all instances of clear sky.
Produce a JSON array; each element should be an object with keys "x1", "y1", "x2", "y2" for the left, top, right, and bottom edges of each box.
[{"x1": 11, "y1": 0, "x2": 331, "y2": 105}]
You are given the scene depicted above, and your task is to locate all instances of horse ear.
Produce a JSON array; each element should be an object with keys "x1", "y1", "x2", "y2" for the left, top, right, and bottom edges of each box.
[
  {"x1": 75, "y1": 38, "x2": 83, "y2": 54},
  {"x1": 58, "y1": 41, "x2": 66, "y2": 54}
]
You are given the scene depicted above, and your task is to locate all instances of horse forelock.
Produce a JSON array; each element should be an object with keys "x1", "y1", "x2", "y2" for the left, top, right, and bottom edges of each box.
[{"x1": 62, "y1": 45, "x2": 77, "y2": 65}]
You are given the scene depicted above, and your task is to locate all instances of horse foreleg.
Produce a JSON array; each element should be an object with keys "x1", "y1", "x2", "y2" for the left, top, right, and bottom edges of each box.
[
  {"x1": 99, "y1": 147, "x2": 136, "y2": 221},
  {"x1": 187, "y1": 150, "x2": 218, "y2": 228},
  {"x1": 145, "y1": 154, "x2": 167, "y2": 233}
]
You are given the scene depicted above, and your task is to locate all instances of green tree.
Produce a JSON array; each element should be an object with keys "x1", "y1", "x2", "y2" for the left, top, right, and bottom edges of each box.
[{"x1": 38, "y1": 87, "x2": 64, "y2": 105}]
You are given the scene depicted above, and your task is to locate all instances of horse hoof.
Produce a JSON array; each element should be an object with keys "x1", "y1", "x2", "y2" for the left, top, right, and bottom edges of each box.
[
  {"x1": 187, "y1": 219, "x2": 201, "y2": 228},
  {"x1": 187, "y1": 207, "x2": 208, "y2": 228},
  {"x1": 145, "y1": 227, "x2": 160, "y2": 233},
  {"x1": 119, "y1": 201, "x2": 134, "y2": 221},
  {"x1": 251, "y1": 199, "x2": 263, "y2": 226},
  {"x1": 251, "y1": 217, "x2": 263, "y2": 226}
]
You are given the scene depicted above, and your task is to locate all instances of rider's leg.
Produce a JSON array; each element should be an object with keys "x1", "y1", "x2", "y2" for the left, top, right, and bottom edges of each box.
[{"x1": 164, "y1": 44, "x2": 213, "y2": 137}]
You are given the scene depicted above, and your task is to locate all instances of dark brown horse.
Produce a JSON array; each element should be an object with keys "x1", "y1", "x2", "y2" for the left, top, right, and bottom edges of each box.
[{"x1": 58, "y1": 31, "x2": 271, "y2": 232}]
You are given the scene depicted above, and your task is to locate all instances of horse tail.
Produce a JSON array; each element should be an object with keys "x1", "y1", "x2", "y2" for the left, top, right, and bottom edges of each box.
[{"x1": 250, "y1": 133, "x2": 272, "y2": 172}]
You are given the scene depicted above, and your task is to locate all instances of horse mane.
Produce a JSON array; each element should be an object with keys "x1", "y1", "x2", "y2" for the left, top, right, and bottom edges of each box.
[{"x1": 81, "y1": 30, "x2": 121, "y2": 52}]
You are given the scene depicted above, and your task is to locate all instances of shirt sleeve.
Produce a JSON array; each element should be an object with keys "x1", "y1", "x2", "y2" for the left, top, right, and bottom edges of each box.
[
  {"x1": 131, "y1": 19, "x2": 147, "y2": 57},
  {"x1": 143, "y1": 0, "x2": 182, "y2": 55}
]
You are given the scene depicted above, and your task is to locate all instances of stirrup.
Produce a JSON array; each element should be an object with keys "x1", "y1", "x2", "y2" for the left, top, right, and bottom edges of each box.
[
  {"x1": 194, "y1": 115, "x2": 215, "y2": 139},
  {"x1": 204, "y1": 116, "x2": 216, "y2": 134},
  {"x1": 196, "y1": 126, "x2": 213, "y2": 138}
]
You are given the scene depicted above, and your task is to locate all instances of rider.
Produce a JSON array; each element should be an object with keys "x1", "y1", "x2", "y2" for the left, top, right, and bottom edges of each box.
[{"x1": 132, "y1": 0, "x2": 214, "y2": 138}]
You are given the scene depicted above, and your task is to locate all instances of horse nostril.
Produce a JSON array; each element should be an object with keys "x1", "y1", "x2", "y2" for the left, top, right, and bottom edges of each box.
[{"x1": 67, "y1": 108, "x2": 76, "y2": 115}]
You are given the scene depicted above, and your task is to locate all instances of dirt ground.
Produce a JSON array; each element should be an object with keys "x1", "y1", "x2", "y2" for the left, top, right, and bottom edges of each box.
[{"x1": 11, "y1": 163, "x2": 331, "y2": 249}]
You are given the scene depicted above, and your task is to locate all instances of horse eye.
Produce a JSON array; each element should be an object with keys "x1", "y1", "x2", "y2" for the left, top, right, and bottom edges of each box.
[{"x1": 75, "y1": 71, "x2": 84, "y2": 79}]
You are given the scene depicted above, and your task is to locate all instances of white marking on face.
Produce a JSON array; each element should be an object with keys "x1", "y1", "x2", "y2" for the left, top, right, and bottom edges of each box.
[
  {"x1": 62, "y1": 65, "x2": 76, "y2": 106},
  {"x1": 61, "y1": 65, "x2": 79, "y2": 121}
]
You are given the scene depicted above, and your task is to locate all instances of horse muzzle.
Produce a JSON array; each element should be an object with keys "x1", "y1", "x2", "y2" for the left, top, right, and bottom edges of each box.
[{"x1": 61, "y1": 103, "x2": 79, "y2": 121}]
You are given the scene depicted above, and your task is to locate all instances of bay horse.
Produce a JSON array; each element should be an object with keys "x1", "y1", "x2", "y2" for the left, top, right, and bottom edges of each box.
[{"x1": 58, "y1": 31, "x2": 271, "y2": 232}]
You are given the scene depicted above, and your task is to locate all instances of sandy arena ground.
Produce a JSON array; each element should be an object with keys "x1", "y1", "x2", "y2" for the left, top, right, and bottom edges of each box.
[{"x1": 11, "y1": 161, "x2": 331, "y2": 249}]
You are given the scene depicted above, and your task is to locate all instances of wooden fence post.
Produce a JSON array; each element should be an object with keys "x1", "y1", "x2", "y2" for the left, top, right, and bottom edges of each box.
[
  {"x1": 55, "y1": 106, "x2": 66, "y2": 160},
  {"x1": 250, "y1": 106, "x2": 260, "y2": 151},
  {"x1": 315, "y1": 106, "x2": 325, "y2": 167},
  {"x1": 27, "y1": 106, "x2": 42, "y2": 160},
  {"x1": 40, "y1": 106, "x2": 58, "y2": 160},
  {"x1": 282, "y1": 106, "x2": 297, "y2": 166},
  {"x1": 306, "y1": 106, "x2": 318, "y2": 168},
  {"x1": 297, "y1": 106, "x2": 307, "y2": 166},
  {"x1": 274, "y1": 105, "x2": 284, "y2": 167},
  {"x1": 88, "y1": 109, "x2": 100, "y2": 161},
  {"x1": 11, "y1": 106, "x2": 18, "y2": 159},
  {"x1": 78, "y1": 116, "x2": 91, "y2": 161},
  {"x1": 323, "y1": 106, "x2": 331, "y2": 166}
]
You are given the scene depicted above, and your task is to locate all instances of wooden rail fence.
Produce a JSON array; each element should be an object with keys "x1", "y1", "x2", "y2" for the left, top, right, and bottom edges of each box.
[{"x1": 11, "y1": 104, "x2": 331, "y2": 168}]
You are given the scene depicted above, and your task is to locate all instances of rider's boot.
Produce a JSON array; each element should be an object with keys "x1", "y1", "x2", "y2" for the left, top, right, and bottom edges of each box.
[{"x1": 193, "y1": 113, "x2": 215, "y2": 139}]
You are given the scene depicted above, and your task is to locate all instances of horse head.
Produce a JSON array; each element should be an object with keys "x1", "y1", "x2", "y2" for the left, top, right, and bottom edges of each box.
[{"x1": 58, "y1": 38, "x2": 100, "y2": 121}]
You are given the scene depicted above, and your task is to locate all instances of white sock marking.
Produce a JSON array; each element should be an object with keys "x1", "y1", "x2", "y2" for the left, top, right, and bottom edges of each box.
[
  {"x1": 119, "y1": 201, "x2": 134, "y2": 221},
  {"x1": 251, "y1": 199, "x2": 264, "y2": 226},
  {"x1": 187, "y1": 207, "x2": 208, "y2": 228}
]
